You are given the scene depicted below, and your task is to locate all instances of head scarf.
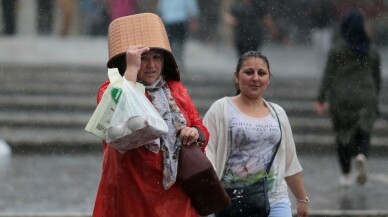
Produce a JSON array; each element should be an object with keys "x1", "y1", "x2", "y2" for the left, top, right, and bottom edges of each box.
[{"x1": 340, "y1": 9, "x2": 370, "y2": 58}]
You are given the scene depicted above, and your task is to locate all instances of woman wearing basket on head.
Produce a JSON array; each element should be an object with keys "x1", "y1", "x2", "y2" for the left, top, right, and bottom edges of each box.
[
  {"x1": 92, "y1": 13, "x2": 210, "y2": 217},
  {"x1": 203, "y1": 51, "x2": 309, "y2": 217}
]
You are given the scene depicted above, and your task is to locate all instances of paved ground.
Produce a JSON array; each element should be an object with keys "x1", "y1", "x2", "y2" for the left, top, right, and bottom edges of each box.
[{"x1": 0, "y1": 152, "x2": 388, "y2": 216}]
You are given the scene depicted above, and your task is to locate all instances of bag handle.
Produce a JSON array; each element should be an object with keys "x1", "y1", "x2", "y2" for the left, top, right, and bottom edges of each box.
[{"x1": 265, "y1": 103, "x2": 282, "y2": 175}]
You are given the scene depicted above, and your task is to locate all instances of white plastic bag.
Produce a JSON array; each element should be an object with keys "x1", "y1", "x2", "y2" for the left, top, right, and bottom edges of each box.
[
  {"x1": 85, "y1": 68, "x2": 123, "y2": 140},
  {"x1": 106, "y1": 79, "x2": 168, "y2": 150}
]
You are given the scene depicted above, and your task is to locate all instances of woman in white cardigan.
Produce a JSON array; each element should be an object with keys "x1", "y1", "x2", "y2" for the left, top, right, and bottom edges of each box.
[{"x1": 203, "y1": 51, "x2": 309, "y2": 217}]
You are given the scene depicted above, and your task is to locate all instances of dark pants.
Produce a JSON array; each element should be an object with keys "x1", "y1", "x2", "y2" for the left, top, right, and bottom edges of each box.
[
  {"x1": 165, "y1": 22, "x2": 187, "y2": 69},
  {"x1": 1, "y1": 0, "x2": 17, "y2": 35},
  {"x1": 37, "y1": 0, "x2": 54, "y2": 35},
  {"x1": 236, "y1": 40, "x2": 260, "y2": 56},
  {"x1": 337, "y1": 128, "x2": 370, "y2": 174}
]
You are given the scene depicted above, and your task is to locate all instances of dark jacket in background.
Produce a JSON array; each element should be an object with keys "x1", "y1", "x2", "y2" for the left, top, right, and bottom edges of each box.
[{"x1": 317, "y1": 38, "x2": 381, "y2": 144}]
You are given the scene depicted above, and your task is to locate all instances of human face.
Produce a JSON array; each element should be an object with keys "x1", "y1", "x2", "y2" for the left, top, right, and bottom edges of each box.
[
  {"x1": 137, "y1": 49, "x2": 164, "y2": 85},
  {"x1": 235, "y1": 57, "x2": 270, "y2": 99}
]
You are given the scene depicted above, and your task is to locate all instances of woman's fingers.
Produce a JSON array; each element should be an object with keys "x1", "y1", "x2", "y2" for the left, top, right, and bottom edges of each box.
[
  {"x1": 126, "y1": 45, "x2": 149, "y2": 55},
  {"x1": 179, "y1": 127, "x2": 199, "y2": 145},
  {"x1": 125, "y1": 45, "x2": 150, "y2": 68}
]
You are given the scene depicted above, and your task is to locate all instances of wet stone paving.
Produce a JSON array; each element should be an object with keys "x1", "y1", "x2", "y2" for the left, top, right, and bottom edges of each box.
[{"x1": 0, "y1": 152, "x2": 388, "y2": 214}]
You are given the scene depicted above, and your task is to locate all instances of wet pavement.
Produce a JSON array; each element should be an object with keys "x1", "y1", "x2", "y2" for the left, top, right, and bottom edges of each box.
[
  {"x1": 0, "y1": 153, "x2": 101, "y2": 214},
  {"x1": 1, "y1": 152, "x2": 388, "y2": 215}
]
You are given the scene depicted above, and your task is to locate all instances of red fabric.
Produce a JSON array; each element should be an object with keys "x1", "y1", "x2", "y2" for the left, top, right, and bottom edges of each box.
[
  {"x1": 108, "y1": 0, "x2": 138, "y2": 21},
  {"x1": 93, "y1": 80, "x2": 209, "y2": 217}
]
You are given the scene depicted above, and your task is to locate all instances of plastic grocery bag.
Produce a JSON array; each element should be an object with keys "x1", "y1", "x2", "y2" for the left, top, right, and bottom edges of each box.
[
  {"x1": 105, "y1": 79, "x2": 169, "y2": 150},
  {"x1": 85, "y1": 68, "x2": 123, "y2": 140}
]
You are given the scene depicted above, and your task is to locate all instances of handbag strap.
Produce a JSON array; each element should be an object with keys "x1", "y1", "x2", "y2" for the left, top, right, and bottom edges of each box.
[{"x1": 265, "y1": 103, "x2": 282, "y2": 175}]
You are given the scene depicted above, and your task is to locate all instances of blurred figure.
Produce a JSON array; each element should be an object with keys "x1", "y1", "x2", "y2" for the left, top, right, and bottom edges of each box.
[
  {"x1": 308, "y1": 0, "x2": 337, "y2": 72},
  {"x1": 106, "y1": 0, "x2": 138, "y2": 21},
  {"x1": 1, "y1": 0, "x2": 17, "y2": 35},
  {"x1": 335, "y1": 0, "x2": 386, "y2": 45},
  {"x1": 197, "y1": 0, "x2": 220, "y2": 43},
  {"x1": 137, "y1": 0, "x2": 157, "y2": 13},
  {"x1": 79, "y1": 0, "x2": 109, "y2": 36},
  {"x1": 223, "y1": 0, "x2": 277, "y2": 56},
  {"x1": 57, "y1": 0, "x2": 76, "y2": 36},
  {"x1": 265, "y1": 0, "x2": 292, "y2": 44},
  {"x1": 314, "y1": 9, "x2": 381, "y2": 188},
  {"x1": 37, "y1": 0, "x2": 54, "y2": 35},
  {"x1": 157, "y1": 0, "x2": 200, "y2": 70}
]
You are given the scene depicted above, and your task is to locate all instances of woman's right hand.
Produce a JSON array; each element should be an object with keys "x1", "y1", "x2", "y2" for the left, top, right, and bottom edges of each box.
[
  {"x1": 223, "y1": 12, "x2": 237, "y2": 26},
  {"x1": 124, "y1": 45, "x2": 150, "y2": 82},
  {"x1": 314, "y1": 101, "x2": 327, "y2": 115}
]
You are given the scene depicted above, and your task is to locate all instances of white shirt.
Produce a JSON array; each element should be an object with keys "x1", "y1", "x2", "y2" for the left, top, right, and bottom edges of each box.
[{"x1": 203, "y1": 97, "x2": 303, "y2": 208}]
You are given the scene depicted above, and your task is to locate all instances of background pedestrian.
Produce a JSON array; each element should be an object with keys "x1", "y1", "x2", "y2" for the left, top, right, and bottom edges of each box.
[
  {"x1": 314, "y1": 9, "x2": 381, "y2": 188},
  {"x1": 157, "y1": 0, "x2": 200, "y2": 70},
  {"x1": 223, "y1": 0, "x2": 277, "y2": 56},
  {"x1": 1, "y1": 0, "x2": 17, "y2": 35}
]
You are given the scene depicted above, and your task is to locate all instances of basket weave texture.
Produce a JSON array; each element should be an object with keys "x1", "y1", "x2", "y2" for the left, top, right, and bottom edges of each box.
[
  {"x1": 108, "y1": 13, "x2": 173, "y2": 64},
  {"x1": 106, "y1": 13, "x2": 179, "y2": 80}
]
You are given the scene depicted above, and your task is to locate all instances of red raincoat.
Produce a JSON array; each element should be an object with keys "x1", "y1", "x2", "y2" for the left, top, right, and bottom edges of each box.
[{"x1": 93, "y1": 79, "x2": 210, "y2": 217}]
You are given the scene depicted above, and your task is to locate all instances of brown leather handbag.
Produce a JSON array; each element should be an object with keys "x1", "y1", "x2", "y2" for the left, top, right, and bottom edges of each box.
[{"x1": 177, "y1": 144, "x2": 231, "y2": 216}]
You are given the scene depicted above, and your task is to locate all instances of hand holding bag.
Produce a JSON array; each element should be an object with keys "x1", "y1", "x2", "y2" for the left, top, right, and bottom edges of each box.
[
  {"x1": 106, "y1": 79, "x2": 168, "y2": 150},
  {"x1": 216, "y1": 103, "x2": 282, "y2": 217}
]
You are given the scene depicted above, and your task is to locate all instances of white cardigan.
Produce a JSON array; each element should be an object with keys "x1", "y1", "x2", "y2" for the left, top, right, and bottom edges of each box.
[{"x1": 203, "y1": 97, "x2": 302, "y2": 181}]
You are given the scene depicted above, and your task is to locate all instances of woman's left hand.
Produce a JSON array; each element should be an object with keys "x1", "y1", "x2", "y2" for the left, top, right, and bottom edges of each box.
[
  {"x1": 297, "y1": 202, "x2": 309, "y2": 217},
  {"x1": 179, "y1": 127, "x2": 199, "y2": 146}
]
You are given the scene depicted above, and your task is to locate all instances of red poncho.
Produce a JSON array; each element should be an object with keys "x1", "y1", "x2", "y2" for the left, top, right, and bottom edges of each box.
[{"x1": 93, "y1": 79, "x2": 209, "y2": 217}]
